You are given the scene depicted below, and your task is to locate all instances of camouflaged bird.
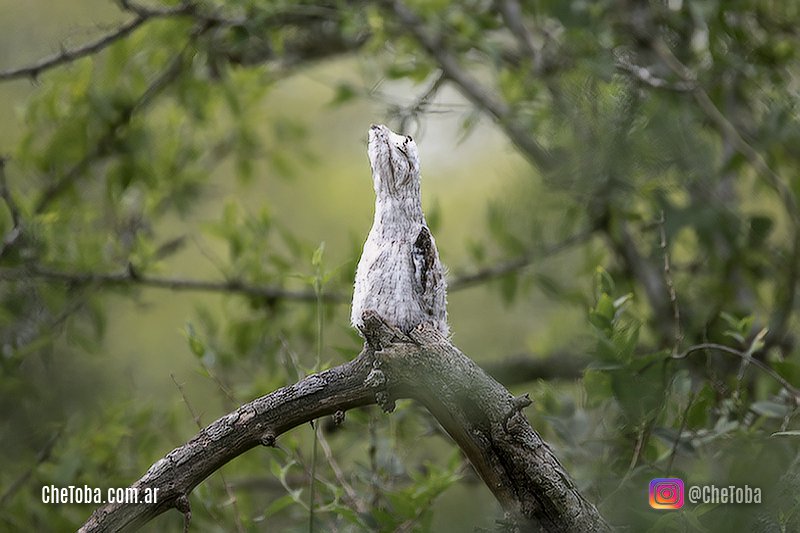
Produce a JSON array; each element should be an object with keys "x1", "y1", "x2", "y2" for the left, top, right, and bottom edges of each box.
[{"x1": 351, "y1": 124, "x2": 449, "y2": 337}]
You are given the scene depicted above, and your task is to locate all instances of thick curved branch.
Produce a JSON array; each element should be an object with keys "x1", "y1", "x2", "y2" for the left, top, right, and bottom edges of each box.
[
  {"x1": 79, "y1": 352, "x2": 376, "y2": 532},
  {"x1": 359, "y1": 313, "x2": 610, "y2": 531},
  {"x1": 80, "y1": 315, "x2": 609, "y2": 532}
]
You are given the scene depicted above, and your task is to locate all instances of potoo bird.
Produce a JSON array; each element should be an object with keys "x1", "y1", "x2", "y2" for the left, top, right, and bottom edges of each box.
[{"x1": 351, "y1": 124, "x2": 449, "y2": 337}]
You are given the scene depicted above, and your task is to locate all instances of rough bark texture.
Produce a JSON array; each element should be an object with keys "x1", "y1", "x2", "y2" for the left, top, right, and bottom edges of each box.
[
  {"x1": 79, "y1": 312, "x2": 610, "y2": 532},
  {"x1": 359, "y1": 312, "x2": 611, "y2": 532},
  {"x1": 78, "y1": 355, "x2": 376, "y2": 532}
]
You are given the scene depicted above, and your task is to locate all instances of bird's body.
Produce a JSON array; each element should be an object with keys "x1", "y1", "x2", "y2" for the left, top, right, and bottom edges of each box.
[{"x1": 351, "y1": 124, "x2": 449, "y2": 337}]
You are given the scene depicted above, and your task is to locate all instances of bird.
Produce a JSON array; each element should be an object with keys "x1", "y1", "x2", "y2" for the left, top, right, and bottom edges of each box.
[{"x1": 351, "y1": 124, "x2": 449, "y2": 337}]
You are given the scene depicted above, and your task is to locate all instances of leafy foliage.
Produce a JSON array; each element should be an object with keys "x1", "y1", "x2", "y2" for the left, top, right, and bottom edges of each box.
[{"x1": 1, "y1": 0, "x2": 799, "y2": 531}]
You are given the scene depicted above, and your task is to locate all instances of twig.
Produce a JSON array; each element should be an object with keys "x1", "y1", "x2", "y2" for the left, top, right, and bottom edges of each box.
[
  {"x1": 0, "y1": 266, "x2": 339, "y2": 303},
  {"x1": 652, "y1": 39, "x2": 800, "y2": 228},
  {"x1": 33, "y1": 43, "x2": 191, "y2": 214},
  {"x1": 614, "y1": 56, "x2": 695, "y2": 92},
  {"x1": 0, "y1": 3, "x2": 195, "y2": 82},
  {"x1": 497, "y1": 0, "x2": 538, "y2": 68},
  {"x1": 649, "y1": 38, "x2": 800, "y2": 350},
  {"x1": 0, "y1": 428, "x2": 62, "y2": 508},
  {"x1": 394, "y1": 72, "x2": 446, "y2": 134},
  {"x1": 673, "y1": 343, "x2": 800, "y2": 401},
  {"x1": 449, "y1": 228, "x2": 594, "y2": 290},
  {"x1": 657, "y1": 211, "x2": 682, "y2": 354},
  {"x1": 316, "y1": 429, "x2": 368, "y2": 514},
  {"x1": 385, "y1": 0, "x2": 555, "y2": 170},
  {"x1": 171, "y1": 374, "x2": 246, "y2": 533},
  {"x1": 2, "y1": 227, "x2": 593, "y2": 304},
  {"x1": 0, "y1": 158, "x2": 20, "y2": 228},
  {"x1": 666, "y1": 390, "x2": 696, "y2": 474}
]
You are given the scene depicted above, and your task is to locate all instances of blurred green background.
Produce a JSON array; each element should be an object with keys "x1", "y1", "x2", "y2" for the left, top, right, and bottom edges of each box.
[{"x1": 1, "y1": 1, "x2": 799, "y2": 531}]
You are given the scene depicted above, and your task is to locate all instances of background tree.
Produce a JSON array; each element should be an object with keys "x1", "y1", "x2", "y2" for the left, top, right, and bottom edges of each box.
[{"x1": 1, "y1": 0, "x2": 799, "y2": 531}]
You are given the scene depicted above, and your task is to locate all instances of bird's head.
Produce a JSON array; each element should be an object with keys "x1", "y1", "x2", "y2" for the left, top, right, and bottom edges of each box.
[{"x1": 367, "y1": 124, "x2": 421, "y2": 198}]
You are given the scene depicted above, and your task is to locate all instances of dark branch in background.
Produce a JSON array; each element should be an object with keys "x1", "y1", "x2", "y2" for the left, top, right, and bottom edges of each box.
[
  {"x1": 483, "y1": 351, "x2": 589, "y2": 385},
  {"x1": 0, "y1": 227, "x2": 593, "y2": 305},
  {"x1": 606, "y1": 220, "x2": 673, "y2": 340},
  {"x1": 0, "y1": 2, "x2": 195, "y2": 82},
  {"x1": 0, "y1": 266, "x2": 340, "y2": 304},
  {"x1": 449, "y1": 228, "x2": 594, "y2": 290},
  {"x1": 385, "y1": 0, "x2": 555, "y2": 170},
  {"x1": 648, "y1": 37, "x2": 800, "y2": 349},
  {"x1": 0, "y1": 428, "x2": 63, "y2": 509},
  {"x1": 673, "y1": 342, "x2": 800, "y2": 403},
  {"x1": 0, "y1": 34, "x2": 196, "y2": 263},
  {"x1": 33, "y1": 38, "x2": 193, "y2": 215}
]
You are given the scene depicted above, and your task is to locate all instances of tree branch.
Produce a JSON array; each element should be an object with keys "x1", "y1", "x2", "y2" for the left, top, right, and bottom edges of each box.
[
  {"x1": 674, "y1": 342, "x2": 800, "y2": 402},
  {"x1": 483, "y1": 351, "x2": 589, "y2": 386},
  {"x1": 1, "y1": 227, "x2": 593, "y2": 305},
  {"x1": 0, "y1": 2, "x2": 195, "y2": 82},
  {"x1": 79, "y1": 315, "x2": 610, "y2": 532},
  {"x1": 359, "y1": 313, "x2": 610, "y2": 531},
  {"x1": 79, "y1": 351, "x2": 376, "y2": 532},
  {"x1": 385, "y1": 0, "x2": 555, "y2": 170},
  {"x1": 0, "y1": 266, "x2": 343, "y2": 304},
  {"x1": 449, "y1": 228, "x2": 594, "y2": 290},
  {"x1": 650, "y1": 37, "x2": 800, "y2": 349}
]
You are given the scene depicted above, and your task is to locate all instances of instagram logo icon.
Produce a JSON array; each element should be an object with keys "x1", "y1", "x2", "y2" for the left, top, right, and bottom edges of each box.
[{"x1": 649, "y1": 478, "x2": 684, "y2": 509}]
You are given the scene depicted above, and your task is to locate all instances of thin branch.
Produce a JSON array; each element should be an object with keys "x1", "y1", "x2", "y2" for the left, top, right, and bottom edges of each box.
[
  {"x1": 658, "y1": 211, "x2": 682, "y2": 354},
  {"x1": 0, "y1": 158, "x2": 20, "y2": 228},
  {"x1": 651, "y1": 37, "x2": 800, "y2": 348},
  {"x1": 0, "y1": 428, "x2": 63, "y2": 509},
  {"x1": 497, "y1": 0, "x2": 539, "y2": 68},
  {"x1": 0, "y1": 3, "x2": 195, "y2": 82},
  {"x1": 2, "y1": 228, "x2": 593, "y2": 304},
  {"x1": 171, "y1": 374, "x2": 246, "y2": 533},
  {"x1": 316, "y1": 426, "x2": 367, "y2": 514},
  {"x1": 33, "y1": 43, "x2": 191, "y2": 215},
  {"x1": 652, "y1": 39, "x2": 799, "y2": 227},
  {"x1": 385, "y1": 0, "x2": 555, "y2": 170},
  {"x1": 673, "y1": 343, "x2": 800, "y2": 401},
  {"x1": 614, "y1": 56, "x2": 695, "y2": 92},
  {"x1": 482, "y1": 350, "x2": 590, "y2": 386},
  {"x1": 0, "y1": 266, "x2": 341, "y2": 303},
  {"x1": 666, "y1": 389, "x2": 696, "y2": 474},
  {"x1": 394, "y1": 72, "x2": 446, "y2": 133},
  {"x1": 449, "y1": 228, "x2": 594, "y2": 290}
]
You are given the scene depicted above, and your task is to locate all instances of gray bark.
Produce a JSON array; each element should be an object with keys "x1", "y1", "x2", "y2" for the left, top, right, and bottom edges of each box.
[{"x1": 79, "y1": 312, "x2": 610, "y2": 532}]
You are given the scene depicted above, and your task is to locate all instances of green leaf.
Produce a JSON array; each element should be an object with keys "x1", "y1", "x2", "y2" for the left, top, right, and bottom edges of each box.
[
  {"x1": 312, "y1": 241, "x2": 326, "y2": 269},
  {"x1": 593, "y1": 267, "x2": 615, "y2": 298},
  {"x1": 183, "y1": 323, "x2": 205, "y2": 358},
  {"x1": 328, "y1": 83, "x2": 357, "y2": 106},
  {"x1": 263, "y1": 494, "x2": 297, "y2": 517}
]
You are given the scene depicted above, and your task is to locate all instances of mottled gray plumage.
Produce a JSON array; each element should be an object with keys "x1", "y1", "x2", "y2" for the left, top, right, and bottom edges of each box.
[{"x1": 351, "y1": 124, "x2": 449, "y2": 337}]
